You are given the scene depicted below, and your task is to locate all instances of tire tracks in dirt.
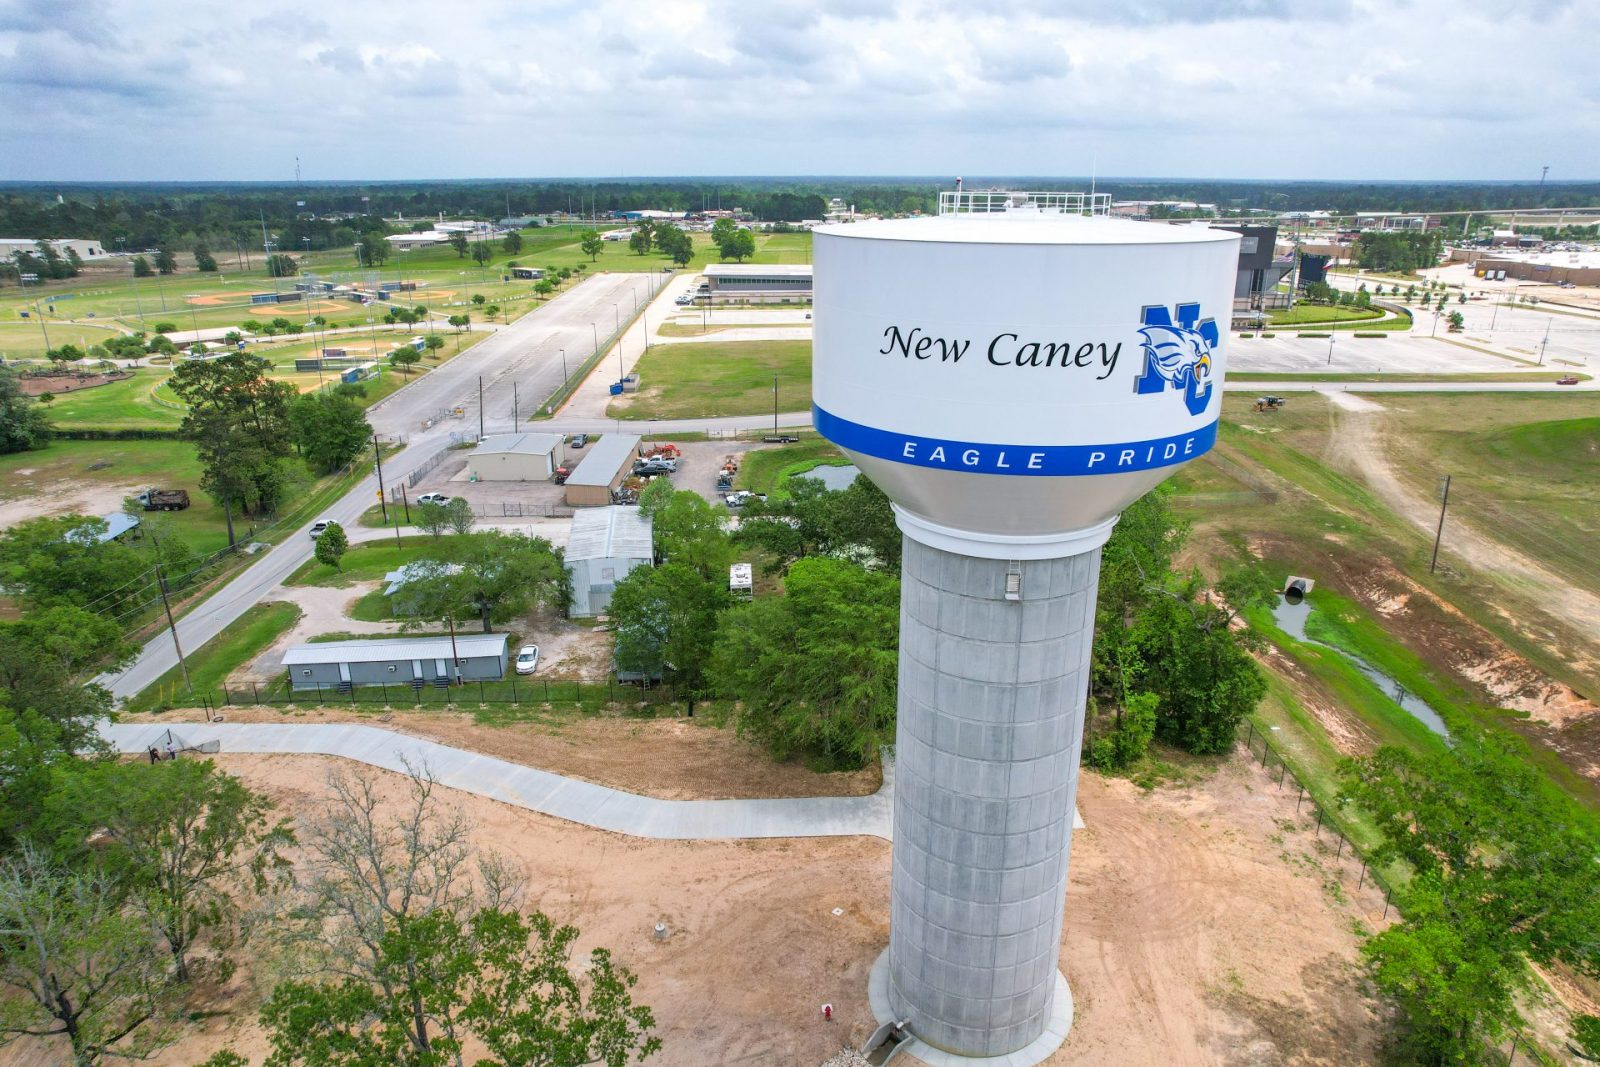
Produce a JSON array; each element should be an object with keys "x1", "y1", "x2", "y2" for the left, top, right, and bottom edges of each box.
[{"x1": 1324, "y1": 391, "x2": 1600, "y2": 665}]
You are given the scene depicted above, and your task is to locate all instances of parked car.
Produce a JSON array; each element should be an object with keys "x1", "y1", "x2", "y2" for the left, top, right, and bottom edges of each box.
[
  {"x1": 635, "y1": 462, "x2": 674, "y2": 477},
  {"x1": 514, "y1": 644, "x2": 540, "y2": 675},
  {"x1": 416, "y1": 492, "x2": 453, "y2": 506},
  {"x1": 724, "y1": 491, "x2": 767, "y2": 508},
  {"x1": 1556, "y1": 375, "x2": 1581, "y2": 385},
  {"x1": 309, "y1": 519, "x2": 339, "y2": 539},
  {"x1": 569, "y1": 434, "x2": 588, "y2": 448}
]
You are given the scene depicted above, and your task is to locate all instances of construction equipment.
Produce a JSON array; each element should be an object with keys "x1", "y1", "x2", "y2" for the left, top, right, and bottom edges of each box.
[
  {"x1": 1253, "y1": 396, "x2": 1287, "y2": 412},
  {"x1": 137, "y1": 488, "x2": 190, "y2": 512}
]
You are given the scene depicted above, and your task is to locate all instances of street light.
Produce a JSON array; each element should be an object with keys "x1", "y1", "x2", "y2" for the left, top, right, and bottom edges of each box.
[
  {"x1": 559, "y1": 348, "x2": 568, "y2": 381},
  {"x1": 1327, "y1": 333, "x2": 1335, "y2": 366},
  {"x1": 591, "y1": 321, "x2": 598, "y2": 355},
  {"x1": 613, "y1": 303, "x2": 620, "y2": 332}
]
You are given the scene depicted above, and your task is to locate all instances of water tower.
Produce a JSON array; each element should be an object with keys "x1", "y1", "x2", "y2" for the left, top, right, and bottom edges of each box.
[{"x1": 813, "y1": 191, "x2": 1238, "y2": 1061}]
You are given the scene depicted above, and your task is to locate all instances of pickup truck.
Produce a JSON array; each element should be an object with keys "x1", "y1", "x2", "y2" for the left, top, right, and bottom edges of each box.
[
  {"x1": 137, "y1": 488, "x2": 190, "y2": 512},
  {"x1": 415, "y1": 493, "x2": 453, "y2": 506}
]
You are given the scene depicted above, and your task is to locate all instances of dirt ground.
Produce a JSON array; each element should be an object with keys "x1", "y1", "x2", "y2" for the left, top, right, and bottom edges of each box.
[
  {"x1": 13, "y1": 371, "x2": 130, "y2": 396},
  {"x1": 123, "y1": 708, "x2": 882, "y2": 801},
  {"x1": 6, "y1": 745, "x2": 1385, "y2": 1067},
  {"x1": 0, "y1": 475, "x2": 144, "y2": 531}
]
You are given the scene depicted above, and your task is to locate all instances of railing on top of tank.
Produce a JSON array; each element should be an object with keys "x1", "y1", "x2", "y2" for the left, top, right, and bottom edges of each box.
[{"x1": 938, "y1": 190, "x2": 1111, "y2": 217}]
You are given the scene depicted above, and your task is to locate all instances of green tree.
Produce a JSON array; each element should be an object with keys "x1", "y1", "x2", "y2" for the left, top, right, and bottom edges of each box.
[
  {"x1": 1133, "y1": 569, "x2": 1272, "y2": 754},
  {"x1": 648, "y1": 489, "x2": 733, "y2": 580},
  {"x1": 46, "y1": 759, "x2": 293, "y2": 982},
  {"x1": 0, "y1": 516, "x2": 148, "y2": 614},
  {"x1": 609, "y1": 562, "x2": 726, "y2": 693},
  {"x1": 627, "y1": 229, "x2": 652, "y2": 256},
  {"x1": 266, "y1": 254, "x2": 298, "y2": 278},
  {"x1": 357, "y1": 234, "x2": 390, "y2": 267},
  {"x1": 153, "y1": 248, "x2": 177, "y2": 275},
  {"x1": 314, "y1": 521, "x2": 348, "y2": 572},
  {"x1": 533, "y1": 279, "x2": 556, "y2": 300},
  {"x1": 1345, "y1": 738, "x2": 1600, "y2": 1063},
  {"x1": 484, "y1": 304, "x2": 500, "y2": 321},
  {"x1": 653, "y1": 226, "x2": 693, "y2": 267},
  {"x1": 728, "y1": 229, "x2": 755, "y2": 262},
  {"x1": 445, "y1": 497, "x2": 475, "y2": 536},
  {"x1": 447, "y1": 314, "x2": 471, "y2": 332},
  {"x1": 423, "y1": 335, "x2": 445, "y2": 359},
  {"x1": 707, "y1": 557, "x2": 898, "y2": 768},
  {"x1": 0, "y1": 608, "x2": 130, "y2": 850},
  {"x1": 132, "y1": 255, "x2": 153, "y2": 277},
  {"x1": 403, "y1": 531, "x2": 566, "y2": 632},
  {"x1": 290, "y1": 392, "x2": 372, "y2": 475},
  {"x1": 170, "y1": 353, "x2": 299, "y2": 521},
  {"x1": 472, "y1": 293, "x2": 486, "y2": 306},
  {"x1": 193, "y1": 245, "x2": 218, "y2": 272},
  {"x1": 0, "y1": 846, "x2": 174, "y2": 1066},
  {"x1": 414, "y1": 501, "x2": 450, "y2": 539},
  {"x1": 579, "y1": 229, "x2": 603, "y2": 260},
  {"x1": 501, "y1": 230, "x2": 523, "y2": 255},
  {"x1": 390, "y1": 347, "x2": 422, "y2": 378},
  {"x1": 0, "y1": 367, "x2": 51, "y2": 453},
  {"x1": 471, "y1": 242, "x2": 493, "y2": 267},
  {"x1": 1082, "y1": 691, "x2": 1158, "y2": 771},
  {"x1": 448, "y1": 232, "x2": 470, "y2": 258}
]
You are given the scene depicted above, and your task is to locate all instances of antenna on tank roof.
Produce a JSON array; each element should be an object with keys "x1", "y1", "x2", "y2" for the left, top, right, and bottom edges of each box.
[{"x1": 1090, "y1": 153, "x2": 1097, "y2": 199}]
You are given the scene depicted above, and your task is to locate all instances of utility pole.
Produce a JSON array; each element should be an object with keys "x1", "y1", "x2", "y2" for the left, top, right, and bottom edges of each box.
[
  {"x1": 373, "y1": 434, "x2": 389, "y2": 523},
  {"x1": 400, "y1": 484, "x2": 411, "y2": 524},
  {"x1": 447, "y1": 612, "x2": 461, "y2": 685},
  {"x1": 559, "y1": 348, "x2": 568, "y2": 382},
  {"x1": 155, "y1": 562, "x2": 191, "y2": 692},
  {"x1": 1538, "y1": 318, "x2": 1551, "y2": 366},
  {"x1": 513, "y1": 382, "x2": 519, "y2": 429},
  {"x1": 478, "y1": 376, "x2": 485, "y2": 438},
  {"x1": 1430, "y1": 475, "x2": 1451, "y2": 574},
  {"x1": 773, "y1": 373, "x2": 779, "y2": 434}
]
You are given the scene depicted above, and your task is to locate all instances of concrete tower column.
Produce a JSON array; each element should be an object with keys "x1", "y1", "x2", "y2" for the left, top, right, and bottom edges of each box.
[{"x1": 886, "y1": 514, "x2": 1108, "y2": 1058}]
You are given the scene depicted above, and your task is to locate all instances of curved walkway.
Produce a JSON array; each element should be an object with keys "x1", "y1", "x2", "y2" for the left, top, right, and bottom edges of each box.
[{"x1": 100, "y1": 721, "x2": 895, "y2": 841}]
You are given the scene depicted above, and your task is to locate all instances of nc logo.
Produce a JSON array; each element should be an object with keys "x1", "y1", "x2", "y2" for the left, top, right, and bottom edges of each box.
[{"x1": 1133, "y1": 303, "x2": 1217, "y2": 417}]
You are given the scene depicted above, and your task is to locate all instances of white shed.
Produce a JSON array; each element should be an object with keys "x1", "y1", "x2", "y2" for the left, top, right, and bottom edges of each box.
[
  {"x1": 565, "y1": 506, "x2": 653, "y2": 617},
  {"x1": 468, "y1": 432, "x2": 566, "y2": 481}
]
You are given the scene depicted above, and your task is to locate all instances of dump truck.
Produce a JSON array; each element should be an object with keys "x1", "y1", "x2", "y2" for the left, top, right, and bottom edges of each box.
[{"x1": 137, "y1": 488, "x2": 190, "y2": 512}]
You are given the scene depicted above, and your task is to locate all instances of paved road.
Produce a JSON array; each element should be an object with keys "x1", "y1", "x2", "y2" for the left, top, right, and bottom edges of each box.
[
  {"x1": 381, "y1": 272, "x2": 663, "y2": 436},
  {"x1": 103, "y1": 721, "x2": 895, "y2": 841},
  {"x1": 99, "y1": 274, "x2": 655, "y2": 701}
]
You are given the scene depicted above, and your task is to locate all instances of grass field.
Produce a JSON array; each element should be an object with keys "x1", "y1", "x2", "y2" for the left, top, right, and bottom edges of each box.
[
  {"x1": 127, "y1": 600, "x2": 302, "y2": 713},
  {"x1": 1173, "y1": 390, "x2": 1600, "y2": 813},
  {"x1": 736, "y1": 437, "x2": 844, "y2": 494},
  {"x1": 1268, "y1": 304, "x2": 1384, "y2": 325},
  {"x1": 607, "y1": 339, "x2": 812, "y2": 419},
  {"x1": 38, "y1": 371, "x2": 185, "y2": 430},
  {"x1": 284, "y1": 536, "x2": 447, "y2": 587}
]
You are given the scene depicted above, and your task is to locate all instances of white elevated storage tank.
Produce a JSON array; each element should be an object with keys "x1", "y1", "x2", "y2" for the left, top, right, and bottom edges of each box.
[{"x1": 814, "y1": 192, "x2": 1238, "y2": 1061}]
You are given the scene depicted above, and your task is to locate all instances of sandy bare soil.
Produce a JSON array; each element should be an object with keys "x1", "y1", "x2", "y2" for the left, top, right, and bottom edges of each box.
[
  {"x1": 5, "y1": 745, "x2": 1384, "y2": 1067},
  {"x1": 0, "y1": 477, "x2": 145, "y2": 531},
  {"x1": 121, "y1": 708, "x2": 882, "y2": 801}
]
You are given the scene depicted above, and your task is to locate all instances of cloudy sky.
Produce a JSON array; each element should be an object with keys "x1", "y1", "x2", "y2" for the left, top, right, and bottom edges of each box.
[{"x1": 1, "y1": 0, "x2": 1595, "y2": 182}]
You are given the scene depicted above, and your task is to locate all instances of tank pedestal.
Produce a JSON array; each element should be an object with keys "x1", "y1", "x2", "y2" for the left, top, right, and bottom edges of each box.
[{"x1": 886, "y1": 528, "x2": 1104, "y2": 1057}]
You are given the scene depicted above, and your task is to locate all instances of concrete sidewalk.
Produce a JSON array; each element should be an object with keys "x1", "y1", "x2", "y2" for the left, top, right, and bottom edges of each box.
[{"x1": 101, "y1": 721, "x2": 895, "y2": 841}]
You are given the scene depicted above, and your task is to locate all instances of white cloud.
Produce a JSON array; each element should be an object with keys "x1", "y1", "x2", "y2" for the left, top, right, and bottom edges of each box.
[{"x1": 0, "y1": 0, "x2": 1594, "y2": 180}]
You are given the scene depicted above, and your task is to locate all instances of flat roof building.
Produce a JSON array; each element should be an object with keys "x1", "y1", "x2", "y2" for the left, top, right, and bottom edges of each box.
[
  {"x1": 564, "y1": 434, "x2": 641, "y2": 507},
  {"x1": 2, "y1": 237, "x2": 108, "y2": 261},
  {"x1": 565, "y1": 506, "x2": 653, "y2": 616},
  {"x1": 282, "y1": 634, "x2": 510, "y2": 692},
  {"x1": 468, "y1": 432, "x2": 566, "y2": 481},
  {"x1": 702, "y1": 263, "x2": 812, "y2": 303}
]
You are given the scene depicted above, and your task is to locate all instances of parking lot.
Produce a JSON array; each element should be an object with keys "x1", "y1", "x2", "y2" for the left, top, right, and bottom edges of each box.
[{"x1": 402, "y1": 450, "x2": 571, "y2": 517}]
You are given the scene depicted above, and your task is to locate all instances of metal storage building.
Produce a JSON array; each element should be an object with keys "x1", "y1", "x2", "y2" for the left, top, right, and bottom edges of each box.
[
  {"x1": 468, "y1": 433, "x2": 566, "y2": 481},
  {"x1": 282, "y1": 634, "x2": 510, "y2": 692},
  {"x1": 563, "y1": 434, "x2": 641, "y2": 506},
  {"x1": 564, "y1": 506, "x2": 653, "y2": 616}
]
